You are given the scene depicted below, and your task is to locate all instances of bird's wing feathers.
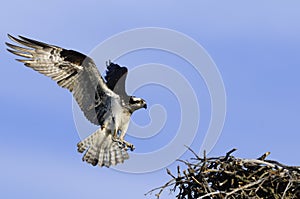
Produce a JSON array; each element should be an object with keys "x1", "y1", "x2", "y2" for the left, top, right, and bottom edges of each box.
[
  {"x1": 6, "y1": 34, "x2": 117, "y2": 126},
  {"x1": 104, "y1": 61, "x2": 129, "y2": 99}
]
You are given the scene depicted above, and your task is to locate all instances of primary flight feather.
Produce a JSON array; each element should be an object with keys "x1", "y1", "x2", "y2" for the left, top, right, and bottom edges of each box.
[{"x1": 6, "y1": 34, "x2": 147, "y2": 167}]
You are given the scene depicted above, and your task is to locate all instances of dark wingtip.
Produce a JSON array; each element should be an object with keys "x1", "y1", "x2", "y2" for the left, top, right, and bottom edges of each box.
[
  {"x1": 7, "y1": 34, "x2": 16, "y2": 42},
  {"x1": 5, "y1": 42, "x2": 11, "y2": 46},
  {"x1": 18, "y1": 35, "x2": 30, "y2": 41},
  {"x1": 5, "y1": 42, "x2": 12, "y2": 50},
  {"x1": 7, "y1": 33, "x2": 13, "y2": 39},
  {"x1": 106, "y1": 60, "x2": 112, "y2": 67},
  {"x1": 6, "y1": 48, "x2": 15, "y2": 54},
  {"x1": 7, "y1": 34, "x2": 21, "y2": 42}
]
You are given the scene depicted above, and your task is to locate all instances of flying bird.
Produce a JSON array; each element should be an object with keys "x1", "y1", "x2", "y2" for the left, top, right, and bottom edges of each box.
[{"x1": 6, "y1": 34, "x2": 147, "y2": 167}]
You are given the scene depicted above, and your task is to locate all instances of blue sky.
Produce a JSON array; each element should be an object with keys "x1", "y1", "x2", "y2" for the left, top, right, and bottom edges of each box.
[{"x1": 1, "y1": 1, "x2": 300, "y2": 198}]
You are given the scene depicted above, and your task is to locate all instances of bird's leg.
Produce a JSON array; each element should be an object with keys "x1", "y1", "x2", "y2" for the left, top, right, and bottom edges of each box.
[
  {"x1": 119, "y1": 130, "x2": 134, "y2": 151},
  {"x1": 111, "y1": 129, "x2": 119, "y2": 142},
  {"x1": 111, "y1": 129, "x2": 127, "y2": 148},
  {"x1": 122, "y1": 140, "x2": 135, "y2": 151},
  {"x1": 113, "y1": 139, "x2": 134, "y2": 151},
  {"x1": 111, "y1": 130, "x2": 135, "y2": 151},
  {"x1": 110, "y1": 127, "x2": 135, "y2": 151},
  {"x1": 119, "y1": 130, "x2": 126, "y2": 141}
]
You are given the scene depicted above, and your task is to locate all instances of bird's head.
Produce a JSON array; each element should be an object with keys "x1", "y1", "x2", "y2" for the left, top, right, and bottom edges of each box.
[{"x1": 129, "y1": 96, "x2": 147, "y2": 112}]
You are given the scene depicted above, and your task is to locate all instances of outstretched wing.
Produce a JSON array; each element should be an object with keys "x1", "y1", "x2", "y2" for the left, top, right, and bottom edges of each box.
[
  {"x1": 104, "y1": 61, "x2": 129, "y2": 99},
  {"x1": 6, "y1": 34, "x2": 118, "y2": 126}
]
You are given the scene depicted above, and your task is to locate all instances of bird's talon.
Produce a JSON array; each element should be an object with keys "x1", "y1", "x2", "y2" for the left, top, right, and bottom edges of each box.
[
  {"x1": 129, "y1": 144, "x2": 135, "y2": 151},
  {"x1": 112, "y1": 136, "x2": 135, "y2": 151}
]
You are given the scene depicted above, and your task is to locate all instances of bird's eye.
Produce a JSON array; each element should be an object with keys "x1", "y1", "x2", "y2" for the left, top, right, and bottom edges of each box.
[
  {"x1": 129, "y1": 97, "x2": 140, "y2": 104},
  {"x1": 129, "y1": 97, "x2": 135, "y2": 104}
]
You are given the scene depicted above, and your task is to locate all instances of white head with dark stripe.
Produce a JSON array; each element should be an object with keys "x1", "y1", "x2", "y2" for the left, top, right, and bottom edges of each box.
[{"x1": 128, "y1": 96, "x2": 147, "y2": 113}]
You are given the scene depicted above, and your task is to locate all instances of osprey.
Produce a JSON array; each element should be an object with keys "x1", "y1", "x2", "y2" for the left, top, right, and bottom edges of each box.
[{"x1": 6, "y1": 34, "x2": 147, "y2": 167}]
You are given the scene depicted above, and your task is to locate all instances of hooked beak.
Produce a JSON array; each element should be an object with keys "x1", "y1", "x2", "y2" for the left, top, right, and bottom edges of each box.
[{"x1": 143, "y1": 103, "x2": 147, "y2": 109}]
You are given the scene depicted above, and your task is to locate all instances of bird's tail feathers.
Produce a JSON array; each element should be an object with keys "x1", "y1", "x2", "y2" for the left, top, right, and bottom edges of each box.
[{"x1": 77, "y1": 129, "x2": 129, "y2": 167}]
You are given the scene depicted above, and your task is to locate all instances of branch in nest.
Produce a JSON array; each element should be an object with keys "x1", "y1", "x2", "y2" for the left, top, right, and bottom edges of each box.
[{"x1": 146, "y1": 148, "x2": 300, "y2": 199}]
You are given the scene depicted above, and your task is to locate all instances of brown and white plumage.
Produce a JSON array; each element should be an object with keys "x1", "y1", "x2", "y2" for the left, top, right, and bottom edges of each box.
[{"x1": 6, "y1": 34, "x2": 147, "y2": 167}]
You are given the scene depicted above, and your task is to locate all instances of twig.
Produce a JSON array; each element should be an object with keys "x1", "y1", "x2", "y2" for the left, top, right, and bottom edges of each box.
[
  {"x1": 225, "y1": 178, "x2": 264, "y2": 198},
  {"x1": 145, "y1": 179, "x2": 176, "y2": 198},
  {"x1": 198, "y1": 190, "x2": 224, "y2": 199}
]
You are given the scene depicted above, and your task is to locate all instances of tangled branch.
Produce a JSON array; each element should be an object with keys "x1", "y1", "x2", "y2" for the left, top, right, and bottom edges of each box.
[{"x1": 146, "y1": 148, "x2": 300, "y2": 198}]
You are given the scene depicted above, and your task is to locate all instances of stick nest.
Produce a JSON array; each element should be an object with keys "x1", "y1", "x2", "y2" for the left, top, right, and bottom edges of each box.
[{"x1": 146, "y1": 148, "x2": 300, "y2": 198}]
